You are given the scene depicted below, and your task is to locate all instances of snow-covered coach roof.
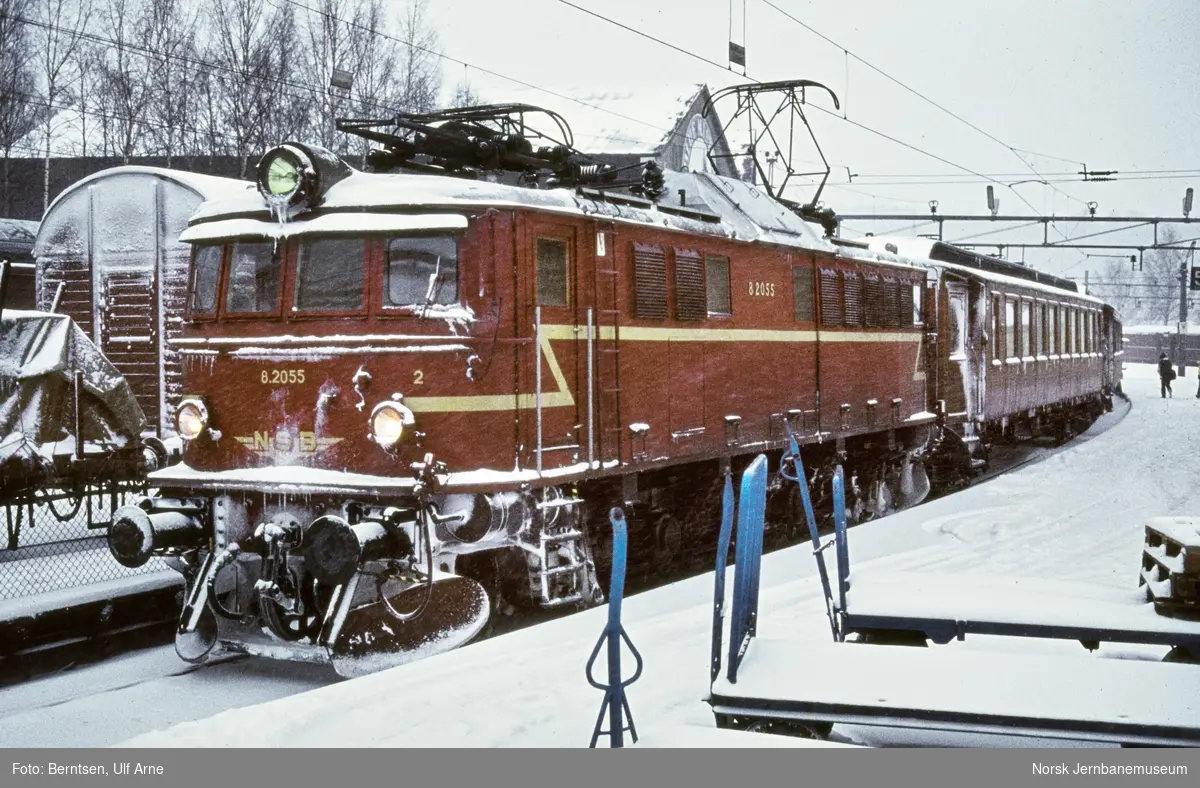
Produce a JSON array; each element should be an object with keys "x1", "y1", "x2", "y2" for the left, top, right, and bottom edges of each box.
[
  {"x1": 32, "y1": 166, "x2": 251, "y2": 258},
  {"x1": 863, "y1": 235, "x2": 1107, "y2": 306}
]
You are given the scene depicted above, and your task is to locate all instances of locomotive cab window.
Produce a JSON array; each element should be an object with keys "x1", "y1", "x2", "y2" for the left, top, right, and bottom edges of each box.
[
  {"x1": 386, "y1": 236, "x2": 459, "y2": 308},
  {"x1": 706, "y1": 254, "x2": 731, "y2": 316},
  {"x1": 225, "y1": 240, "x2": 281, "y2": 314},
  {"x1": 189, "y1": 244, "x2": 222, "y2": 316},
  {"x1": 793, "y1": 265, "x2": 814, "y2": 322},
  {"x1": 536, "y1": 237, "x2": 569, "y2": 307},
  {"x1": 294, "y1": 236, "x2": 366, "y2": 312}
]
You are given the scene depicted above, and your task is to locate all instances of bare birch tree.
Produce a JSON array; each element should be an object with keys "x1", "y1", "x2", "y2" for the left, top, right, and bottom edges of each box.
[
  {"x1": 32, "y1": 0, "x2": 92, "y2": 211},
  {"x1": 141, "y1": 0, "x2": 200, "y2": 163},
  {"x1": 395, "y1": 0, "x2": 440, "y2": 114},
  {"x1": 0, "y1": 0, "x2": 42, "y2": 212}
]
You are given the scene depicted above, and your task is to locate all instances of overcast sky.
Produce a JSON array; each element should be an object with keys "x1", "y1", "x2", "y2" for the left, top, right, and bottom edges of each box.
[{"x1": 427, "y1": 0, "x2": 1200, "y2": 278}]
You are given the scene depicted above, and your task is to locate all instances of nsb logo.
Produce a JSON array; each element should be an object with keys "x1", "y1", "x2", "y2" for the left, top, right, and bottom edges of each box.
[{"x1": 235, "y1": 430, "x2": 343, "y2": 457}]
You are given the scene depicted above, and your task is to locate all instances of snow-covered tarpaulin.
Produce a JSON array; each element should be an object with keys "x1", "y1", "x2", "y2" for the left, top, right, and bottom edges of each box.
[{"x1": 0, "y1": 309, "x2": 145, "y2": 474}]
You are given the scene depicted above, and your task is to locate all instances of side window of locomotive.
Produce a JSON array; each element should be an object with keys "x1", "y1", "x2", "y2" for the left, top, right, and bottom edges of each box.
[
  {"x1": 386, "y1": 236, "x2": 459, "y2": 308},
  {"x1": 792, "y1": 266, "x2": 814, "y2": 322},
  {"x1": 536, "y1": 237, "x2": 569, "y2": 307},
  {"x1": 705, "y1": 254, "x2": 731, "y2": 316},
  {"x1": 189, "y1": 244, "x2": 222, "y2": 316},
  {"x1": 294, "y1": 236, "x2": 365, "y2": 312},
  {"x1": 910, "y1": 283, "x2": 922, "y2": 326},
  {"x1": 1005, "y1": 297, "x2": 1017, "y2": 360},
  {"x1": 225, "y1": 240, "x2": 281, "y2": 314}
]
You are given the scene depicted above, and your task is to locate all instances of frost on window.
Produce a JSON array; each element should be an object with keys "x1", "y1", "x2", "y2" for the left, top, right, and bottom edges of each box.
[
  {"x1": 295, "y1": 237, "x2": 365, "y2": 311},
  {"x1": 225, "y1": 241, "x2": 280, "y2": 314},
  {"x1": 387, "y1": 236, "x2": 458, "y2": 307},
  {"x1": 189, "y1": 245, "x2": 222, "y2": 315}
]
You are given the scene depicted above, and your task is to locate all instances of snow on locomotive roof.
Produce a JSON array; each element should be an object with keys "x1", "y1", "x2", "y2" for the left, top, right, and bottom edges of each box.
[
  {"x1": 179, "y1": 212, "x2": 468, "y2": 243},
  {"x1": 186, "y1": 165, "x2": 927, "y2": 277}
]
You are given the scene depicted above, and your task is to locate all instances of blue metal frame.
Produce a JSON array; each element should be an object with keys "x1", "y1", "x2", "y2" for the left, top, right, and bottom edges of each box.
[
  {"x1": 709, "y1": 468, "x2": 735, "y2": 683},
  {"x1": 726, "y1": 455, "x2": 767, "y2": 684},
  {"x1": 586, "y1": 507, "x2": 644, "y2": 748},
  {"x1": 782, "y1": 424, "x2": 839, "y2": 640},
  {"x1": 832, "y1": 465, "x2": 849, "y2": 616}
]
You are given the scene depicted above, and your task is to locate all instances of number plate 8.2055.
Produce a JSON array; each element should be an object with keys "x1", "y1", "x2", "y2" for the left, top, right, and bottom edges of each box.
[{"x1": 261, "y1": 369, "x2": 306, "y2": 385}]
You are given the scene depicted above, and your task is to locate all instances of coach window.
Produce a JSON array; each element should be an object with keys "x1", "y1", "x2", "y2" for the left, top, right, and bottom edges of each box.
[
  {"x1": 992, "y1": 295, "x2": 1003, "y2": 360},
  {"x1": 1039, "y1": 304, "x2": 1048, "y2": 356},
  {"x1": 1005, "y1": 297, "x2": 1017, "y2": 361},
  {"x1": 294, "y1": 237, "x2": 366, "y2": 311},
  {"x1": 1020, "y1": 300, "x2": 1032, "y2": 358},
  {"x1": 706, "y1": 254, "x2": 731, "y2": 316},
  {"x1": 189, "y1": 244, "x2": 222, "y2": 316},
  {"x1": 225, "y1": 240, "x2": 281, "y2": 314},
  {"x1": 536, "y1": 237, "x2": 569, "y2": 307},
  {"x1": 793, "y1": 265, "x2": 814, "y2": 322},
  {"x1": 386, "y1": 236, "x2": 459, "y2": 307},
  {"x1": 1058, "y1": 307, "x2": 1066, "y2": 355}
]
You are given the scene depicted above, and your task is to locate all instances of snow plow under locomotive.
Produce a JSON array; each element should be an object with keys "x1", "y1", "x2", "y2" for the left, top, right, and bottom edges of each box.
[{"x1": 102, "y1": 88, "x2": 1123, "y2": 676}]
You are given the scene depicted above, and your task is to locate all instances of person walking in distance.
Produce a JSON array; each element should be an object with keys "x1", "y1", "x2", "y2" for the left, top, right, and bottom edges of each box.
[{"x1": 1158, "y1": 352, "x2": 1175, "y2": 398}]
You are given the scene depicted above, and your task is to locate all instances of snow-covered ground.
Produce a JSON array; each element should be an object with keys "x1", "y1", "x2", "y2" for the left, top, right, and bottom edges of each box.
[{"x1": 83, "y1": 361, "x2": 1194, "y2": 749}]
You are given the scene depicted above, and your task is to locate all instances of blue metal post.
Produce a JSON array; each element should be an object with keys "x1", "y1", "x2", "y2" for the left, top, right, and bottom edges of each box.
[
  {"x1": 710, "y1": 468, "x2": 735, "y2": 683},
  {"x1": 832, "y1": 466, "x2": 849, "y2": 614},
  {"x1": 783, "y1": 425, "x2": 838, "y2": 640},
  {"x1": 587, "y1": 508, "x2": 644, "y2": 747},
  {"x1": 727, "y1": 455, "x2": 767, "y2": 683}
]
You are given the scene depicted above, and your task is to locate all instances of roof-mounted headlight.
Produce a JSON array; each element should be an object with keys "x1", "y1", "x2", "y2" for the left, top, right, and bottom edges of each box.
[
  {"x1": 255, "y1": 142, "x2": 353, "y2": 214},
  {"x1": 176, "y1": 398, "x2": 209, "y2": 442},
  {"x1": 369, "y1": 399, "x2": 415, "y2": 450}
]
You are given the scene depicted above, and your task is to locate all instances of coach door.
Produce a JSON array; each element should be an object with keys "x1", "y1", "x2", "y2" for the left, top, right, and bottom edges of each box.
[{"x1": 943, "y1": 280, "x2": 973, "y2": 419}]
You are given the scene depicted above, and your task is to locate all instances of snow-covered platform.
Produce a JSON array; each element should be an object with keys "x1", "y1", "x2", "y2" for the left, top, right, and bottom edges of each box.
[{"x1": 710, "y1": 638, "x2": 1200, "y2": 747}]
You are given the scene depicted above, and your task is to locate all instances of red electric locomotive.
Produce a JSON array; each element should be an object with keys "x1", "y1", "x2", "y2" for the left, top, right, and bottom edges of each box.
[{"x1": 105, "y1": 96, "x2": 1118, "y2": 676}]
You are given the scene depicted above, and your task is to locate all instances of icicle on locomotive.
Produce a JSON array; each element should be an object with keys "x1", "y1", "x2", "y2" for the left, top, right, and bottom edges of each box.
[{"x1": 104, "y1": 91, "x2": 1115, "y2": 676}]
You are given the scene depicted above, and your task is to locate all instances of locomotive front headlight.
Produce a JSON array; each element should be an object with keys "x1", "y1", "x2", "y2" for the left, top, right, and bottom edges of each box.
[
  {"x1": 175, "y1": 398, "x2": 209, "y2": 442},
  {"x1": 369, "y1": 400, "x2": 414, "y2": 449},
  {"x1": 263, "y1": 150, "x2": 301, "y2": 198}
]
